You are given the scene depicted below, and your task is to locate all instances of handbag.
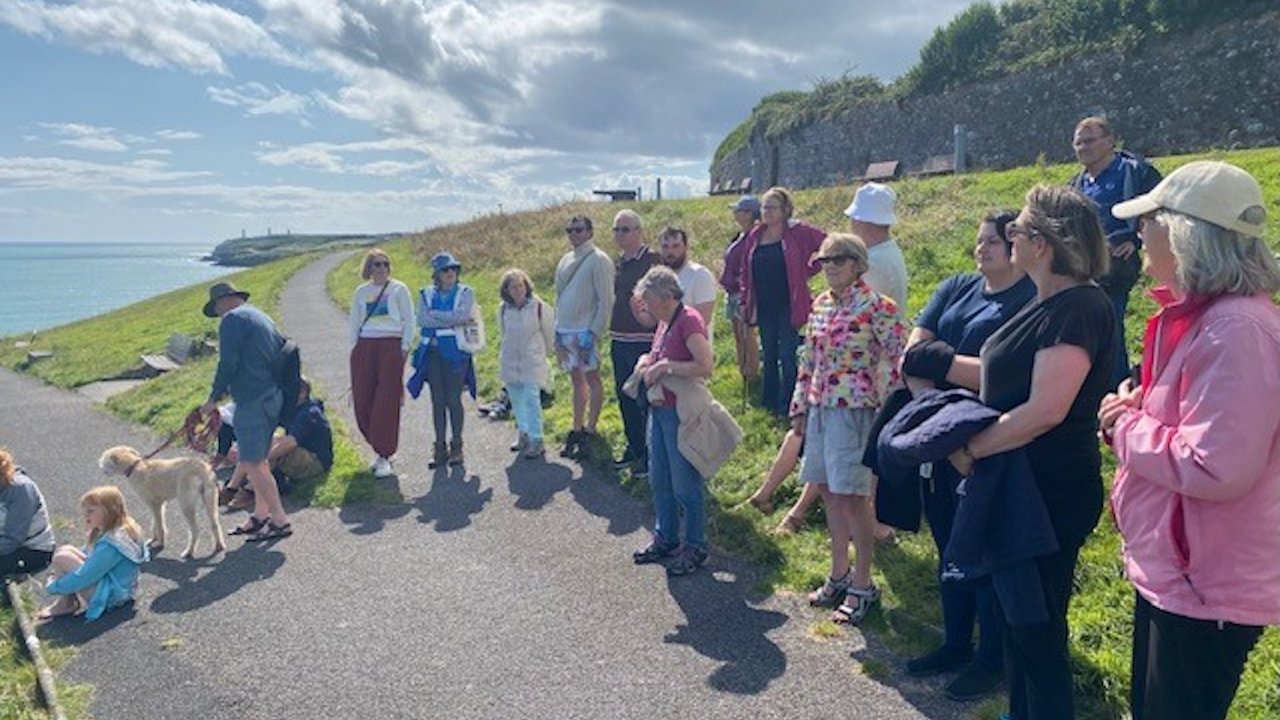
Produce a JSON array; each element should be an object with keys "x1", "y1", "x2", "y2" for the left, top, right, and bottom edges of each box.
[{"x1": 457, "y1": 302, "x2": 487, "y2": 354}]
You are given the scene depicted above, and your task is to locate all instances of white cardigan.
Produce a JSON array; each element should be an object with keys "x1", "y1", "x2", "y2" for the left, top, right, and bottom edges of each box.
[
  {"x1": 348, "y1": 280, "x2": 415, "y2": 352},
  {"x1": 499, "y1": 297, "x2": 555, "y2": 387}
]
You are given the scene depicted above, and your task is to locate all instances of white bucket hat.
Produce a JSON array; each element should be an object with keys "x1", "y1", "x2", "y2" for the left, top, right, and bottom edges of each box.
[
  {"x1": 1112, "y1": 160, "x2": 1266, "y2": 237},
  {"x1": 844, "y1": 182, "x2": 896, "y2": 226}
]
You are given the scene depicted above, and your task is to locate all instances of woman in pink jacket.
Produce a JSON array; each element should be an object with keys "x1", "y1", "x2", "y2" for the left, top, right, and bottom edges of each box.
[
  {"x1": 737, "y1": 186, "x2": 826, "y2": 416},
  {"x1": 1101, "y1": 161, "x2": 1280, "y2": 720}
]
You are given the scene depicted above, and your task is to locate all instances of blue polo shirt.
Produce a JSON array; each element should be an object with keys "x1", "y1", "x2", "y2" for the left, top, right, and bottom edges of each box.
[{"x1": 1077, "y1": 154, "x2": 1129, "y2": 241}]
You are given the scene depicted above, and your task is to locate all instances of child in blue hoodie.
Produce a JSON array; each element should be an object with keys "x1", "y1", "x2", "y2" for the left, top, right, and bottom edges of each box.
[{"x1": 40, "y1": 486, "x2": 148, "y2": 622}]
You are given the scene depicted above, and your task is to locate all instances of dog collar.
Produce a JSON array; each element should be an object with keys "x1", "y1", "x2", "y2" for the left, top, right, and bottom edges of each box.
[{"x1": 123, "y1": 459, "x2": 143, "y2": 478}]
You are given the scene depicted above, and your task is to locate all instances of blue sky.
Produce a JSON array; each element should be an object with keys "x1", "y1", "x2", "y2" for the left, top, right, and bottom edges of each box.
[{"x1": 0, "y1": 0, "x2": 970, "y2": 244}]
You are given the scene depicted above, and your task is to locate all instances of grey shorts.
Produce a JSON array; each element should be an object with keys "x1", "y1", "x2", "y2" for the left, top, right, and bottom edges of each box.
[
  {"x1": 233, "y1": 388, "x2": 282, "y2": 462},
  {"x1": 799, "y1": 406, "x2": 875, "y2": 496}
]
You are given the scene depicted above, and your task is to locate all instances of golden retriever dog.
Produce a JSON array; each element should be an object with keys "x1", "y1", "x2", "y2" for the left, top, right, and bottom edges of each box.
[{"x1": 98, "y1": 446, "x2": 226, "y2": 558}]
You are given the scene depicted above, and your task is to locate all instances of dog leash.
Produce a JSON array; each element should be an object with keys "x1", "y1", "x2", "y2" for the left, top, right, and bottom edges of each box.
[{"x1": 130, "y1": 409, "x2": 223, "y2": 476}]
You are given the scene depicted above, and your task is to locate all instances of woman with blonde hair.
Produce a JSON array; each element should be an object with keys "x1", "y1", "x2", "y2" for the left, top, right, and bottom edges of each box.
[
  {"x1": 0, "y1": 448, "x2": 55, "y2": 579},
  {"x1": 41, "y1": 486, "x2": 148, "y2": 622},
  {"x1": 498, "y1": 268, "x2": 555, "y2": 459},
  {"x1": 794, "y1": 233, "x2": 907, "y2": 624},
  {"x1": 1102, "y1": 161, "x2": 1280, "y2": 720},
  {"x1": 349, "y1": 248, "x2": 414, "y2": 478}
]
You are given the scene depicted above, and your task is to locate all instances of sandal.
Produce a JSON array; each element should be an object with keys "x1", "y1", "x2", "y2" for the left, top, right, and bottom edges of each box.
[
  {"x1": 36, "y1": 597, "x2": 81, "y2": 621},
  {"x1": 737, "y1": 493, "x2": 773, "y2": 516},
  {"x1": 249, "y1": 521, "x2": 293, "y2": 541},
  {"x1": 229, "y1": 515, "x2": 268, "y2": 536},
  {"x1": 807, "y1": 570, "x2": 851, "y2": 607},
  {"x1": 771, "y1": 513, "x2": 806, "y2": 536},
  {"x1": 831, "y1": 584, "x2": 881, "y2": 624}
]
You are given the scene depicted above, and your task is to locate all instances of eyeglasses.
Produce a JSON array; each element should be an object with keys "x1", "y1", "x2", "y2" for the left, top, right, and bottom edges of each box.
[
  {"x1": 370, "y1": 261, "x2": 390, "y2": 268},
  {"x1": 761, "y1": 203, "x2": 783, "y2": 212},
  {"x1": 565, "y1": 226, "x2": 589, "y2": 234},
  {"x1": 1073, "y1": 135, "x2": 1105, "y2": 147},
  {"x1": 818, "y1": 255, "x2": 854, "y2": 266},
  {"x1": 1005, "y1": 223, "x2": 1040, "y2": 240},
  {"x1": 612, "y1": 226, "x2": 636, "y2": 233}
]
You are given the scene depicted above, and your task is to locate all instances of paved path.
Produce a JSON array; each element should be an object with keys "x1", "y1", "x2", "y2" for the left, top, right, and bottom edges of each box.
[{"x1": 0, "y1": 254, "x2": 966, "y2": 720}]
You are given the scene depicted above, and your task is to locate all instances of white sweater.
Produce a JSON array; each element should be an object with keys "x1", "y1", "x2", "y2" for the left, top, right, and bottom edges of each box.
[
  {"x1": 499, "y1": 297, "x2": 555, "y2": 387},
  {"x1": 348, "y1": 280, "x2": 415, "y2": 351}
]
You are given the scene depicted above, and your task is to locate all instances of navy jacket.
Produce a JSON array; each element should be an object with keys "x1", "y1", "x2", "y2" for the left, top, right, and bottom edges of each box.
[{"x1": 875, "y1": 389, "x2": 1059, "y2": 626}]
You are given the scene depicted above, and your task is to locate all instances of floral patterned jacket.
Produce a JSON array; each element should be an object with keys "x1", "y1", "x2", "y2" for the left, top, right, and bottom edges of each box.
[{"x1": 790, "y1": 280, "x2": 907, "y2": 417}]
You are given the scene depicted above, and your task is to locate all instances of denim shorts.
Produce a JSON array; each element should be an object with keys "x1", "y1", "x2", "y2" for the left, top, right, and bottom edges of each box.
[
  {"x1": 800, "y1": 406, "x2": 875, "y2": 496},
  {"x1": 555, "y1": 330, "x2": 600, "y2": 372},
  {"x1": 233, "y1": 388, "x2": 282, "y2": 462}
]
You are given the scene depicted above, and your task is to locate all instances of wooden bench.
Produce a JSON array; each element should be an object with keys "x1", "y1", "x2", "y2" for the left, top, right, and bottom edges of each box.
[
  {"x1": 141, "y1": 333, "x2": 196, "y2": 374},
  {"x1": 915, "y1": 154, "x2": 957, "y2": 177},
  {"x1": 861, "y1": 160, "x2": 900, "y2": 182}
]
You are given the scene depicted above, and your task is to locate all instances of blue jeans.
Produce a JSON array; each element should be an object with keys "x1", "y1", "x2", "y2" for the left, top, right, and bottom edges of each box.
[
  {"x1": 757, "y1": 304, "x2": 800, "y2": 415},
  {"x1": 611, "y1": 341, "x2": 650, "y2": 460},
  {"x1": 647, "y1": 407, "x2": 706, "y2": 549},
  {"x1": 506, "y1": 382, "x2": 543, "y2": 441}
]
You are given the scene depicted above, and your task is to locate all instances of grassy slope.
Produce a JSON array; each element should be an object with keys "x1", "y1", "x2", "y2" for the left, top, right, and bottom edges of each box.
[{"x1": 328, "y1": 146, "x2": 1279, "y2": 720}]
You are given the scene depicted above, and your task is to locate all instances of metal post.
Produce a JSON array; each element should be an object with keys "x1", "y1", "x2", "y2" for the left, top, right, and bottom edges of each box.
[{"x1": 953, "y1": 123, "x2": 967, "y2": 173}]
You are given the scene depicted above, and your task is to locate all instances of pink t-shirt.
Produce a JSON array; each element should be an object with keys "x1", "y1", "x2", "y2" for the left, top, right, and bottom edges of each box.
[{"x1": 650, "y1": 306, "x2": 708, "y2": 406}]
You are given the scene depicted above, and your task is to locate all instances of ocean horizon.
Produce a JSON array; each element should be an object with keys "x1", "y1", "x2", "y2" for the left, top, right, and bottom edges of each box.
[{"x1": 0, "y1": 240, "x2": 232, "y2": 337}]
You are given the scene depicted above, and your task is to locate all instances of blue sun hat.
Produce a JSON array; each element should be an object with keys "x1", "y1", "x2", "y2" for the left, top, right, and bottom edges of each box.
[{"x1": 431, "y1": 251, "x2": 462, "y2": 275}]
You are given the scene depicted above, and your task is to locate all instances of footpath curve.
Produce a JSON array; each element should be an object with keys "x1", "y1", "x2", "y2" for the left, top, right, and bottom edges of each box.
[{"x1": 0, "y1": 253, "x2": 964, "y2": 719}]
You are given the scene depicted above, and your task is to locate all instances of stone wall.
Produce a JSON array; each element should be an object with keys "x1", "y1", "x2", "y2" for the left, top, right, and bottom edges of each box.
[{"x1": 710, "y1": 11, "x2": 1280, "y2": 192}]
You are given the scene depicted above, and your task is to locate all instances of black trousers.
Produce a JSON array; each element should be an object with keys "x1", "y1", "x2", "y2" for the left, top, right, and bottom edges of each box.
[
  {"x1": 611, "y1": 340, "x2": 650, "y2": 460},
  {"x1": 1130, "y1": 592, "x2": 1262, "y2": 720},
  {"x1": 425, "y1": 346, "x2": 466, "y2": 445},
  {"x1": 0, "y1": 547, "x2": 53, "y2": 578},
  {"x1": 1004, "y1": 543, "x2": 1081, "y2": 720}
]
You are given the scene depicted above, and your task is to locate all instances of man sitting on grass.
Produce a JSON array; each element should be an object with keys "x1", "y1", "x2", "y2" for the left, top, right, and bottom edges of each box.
[{"x1": 220, "y1": 377, "x2": 333, "y2": 509}]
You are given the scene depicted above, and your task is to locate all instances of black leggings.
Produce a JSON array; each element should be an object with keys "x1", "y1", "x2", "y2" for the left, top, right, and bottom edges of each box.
[
  {"x1": 0, "y1": 547, "x2": 53, "y2": 578},
  {"x1": 425, "y1": 347, "x2": 466, "y2": 445},
  {"x1": 1130, "y1": 592, "x2": 1262, "y2": 720},
  {"x1": 1004, "y1": 543, "x2": 1081, "y2": 720}
]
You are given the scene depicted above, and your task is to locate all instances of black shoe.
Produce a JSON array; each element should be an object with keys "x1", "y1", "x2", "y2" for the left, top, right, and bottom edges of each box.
[
  {"x1": 428, "y1": 442, "x2": 448, "y2": 469},
  {"x1": 665, "y1": 546, "x2": 709, "y2": 577},
  {"x1": 569, "y1": 430, "x2": 596, "y2": 460},
  {"x1": 613, "y1": 449, "x2": 637, "y2": 470},
  {"x1": 559, "y1": 430, "x2": 582, "y2": 458},
  {"x1": 945, "y1": 662, "x2": 1004, "y2": 701},
  {"x1": 632, "y1": 536, "x2": 678, "y2": 565},
  {"x1": 905, "y1": 646, "x2": 973, "y2": 677}
]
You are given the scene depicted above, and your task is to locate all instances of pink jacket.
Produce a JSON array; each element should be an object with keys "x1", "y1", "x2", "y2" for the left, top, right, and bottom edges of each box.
[
  {"x1": 738, "y1": 220, "x2": 826, "y2": 329},
  {"x1": 1110, "y1": 294, "x2": 1280, "y2": 626}
]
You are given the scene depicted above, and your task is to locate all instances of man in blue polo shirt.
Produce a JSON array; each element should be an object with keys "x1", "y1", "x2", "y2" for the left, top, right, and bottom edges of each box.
[{"x1": 1068, "y1": 116, "x2": 1161, "y2": 387}]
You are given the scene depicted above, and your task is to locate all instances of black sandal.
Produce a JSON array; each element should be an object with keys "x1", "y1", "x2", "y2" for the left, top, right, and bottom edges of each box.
[
  {"x1": 249, "y1": 521, "x2": 293, "y2": 541},
  {"x1": 229, "y1": 515, "x2": 269, "y2": 536}
]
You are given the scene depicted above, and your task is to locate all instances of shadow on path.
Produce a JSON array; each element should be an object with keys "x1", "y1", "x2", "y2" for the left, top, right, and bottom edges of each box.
[
  {"x1": 338, "y1": 474, "x2": 413, "y2": 536},
  {"x1": 506, "y1": 458, "x2": 572, "y2": 511},
  {"x1": 567, "y1": 465, "x2": 645, "y2": 537},
  {"x1": 416, "y1": 466, "x2": 493, "y2": 532},
  {"x1": 663, "y1": 565, "x2": 789, "y2": 695},
  {"x1": 147, "y1": 542, "x2": 286, "y2": 614},
  {"x1": 39, "y1": 602, "x2": 138, "y2": 645}
]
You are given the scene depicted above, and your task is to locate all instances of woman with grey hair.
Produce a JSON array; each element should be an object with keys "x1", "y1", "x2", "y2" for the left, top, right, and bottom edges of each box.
[
  {"x1": 949, "y1": 185, "x2": 1117, "y2": 720},
  {"x1": 629, "y1": 266, "x2": 715, "y2": 576},
  {"x1": 1101, "y1": 161, "x2": 1280, "y2": 720}
]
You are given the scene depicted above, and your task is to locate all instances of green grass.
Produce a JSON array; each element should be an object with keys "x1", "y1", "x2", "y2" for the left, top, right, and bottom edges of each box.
[
  {"x1": 1, "y1": 592, "x2": 91, "y2": 720},
  {"x1": 328, "y1": 145, "x2": 1280, "y2": 719}
]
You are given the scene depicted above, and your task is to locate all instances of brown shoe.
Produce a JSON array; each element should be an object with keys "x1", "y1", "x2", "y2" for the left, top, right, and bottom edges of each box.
[
  {"x1": 217, "y1": 485, "x2": 237, "y2": 507},
  {"x1": 428, "y1": 441, "x2": 448, "y2": 469},
  {"x1": 228, "y1": 488, "x2": 255, "y2": 510},
  {"x1": 447, "y1": 440, "x2": 464, "y2": 466}
]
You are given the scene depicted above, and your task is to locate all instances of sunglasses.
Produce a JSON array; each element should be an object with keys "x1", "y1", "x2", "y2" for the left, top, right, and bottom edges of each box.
[
  {"x1": 818, "y1": 255, "x2": 854, "y2": 266},
  {"x1": 370, "y1": 261, "x2": 390, "y2": 268},
  {"x1": 1004, "y1": 223, "x2": 1040, "y2": 240},
  {"x1": 565, "y1": 226, "x2": 589, "y2": 234}
]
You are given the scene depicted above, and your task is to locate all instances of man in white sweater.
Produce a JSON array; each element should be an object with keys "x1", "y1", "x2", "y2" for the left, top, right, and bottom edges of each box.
[{"x1": 554, "y1": 215, "x2": 615, "y2": 459}]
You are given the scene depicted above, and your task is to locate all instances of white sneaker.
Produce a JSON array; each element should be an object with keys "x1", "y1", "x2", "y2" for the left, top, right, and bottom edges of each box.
[{"x1": 372, "y1": 456, "x2": 394, "y2": 478}]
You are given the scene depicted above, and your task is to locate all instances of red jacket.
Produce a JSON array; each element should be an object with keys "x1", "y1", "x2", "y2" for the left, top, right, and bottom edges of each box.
[{"x1": 738, "y1": 220, "x2": 826, "y2": 329}]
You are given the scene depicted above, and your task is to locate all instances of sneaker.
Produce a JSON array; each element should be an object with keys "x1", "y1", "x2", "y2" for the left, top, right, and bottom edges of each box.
[
  {"x1": 835, "y1": 583, "x2": 881, "y2": 624},
  {"x1": 522, "y1": 440, "x2": 545, "y2": 459},
  {"x1": 906, "y1": 645, "x2": 974, "y2": 677},
  {"x1": 665, "y1": 546, "x2": 709, "y2": 577},
  {"x1": 510, "y1": 433, "x2": 529, "y2": 452},
  {"x1": 372, "y1": 456, "x2": 394, "y2": 478},
  {"x1": 945, "y1": 662, "x2": 1004, "y2": 701},
  {"x1": 613, "y1": 449, "x2": 637, "y2": 470},
  {"x1": 632, "y1": 536, "x2": 679, "y2": 565}
]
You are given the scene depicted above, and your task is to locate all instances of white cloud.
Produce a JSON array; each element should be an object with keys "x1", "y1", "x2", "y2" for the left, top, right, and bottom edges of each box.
[
  {"x1": 39, "y1": 122, "x2": 130, "y2": 152},
  {"x1": 0, "y1": 0, "x2": 300, "y2": 75},
  {"x1": 0, "y1": 155, "x2": 212, "y2": 191},
  {"x1": 207, "y1": 83, "x2": 312, "y2": 118},
  {"x1": 138, "y1": 148, "x2": 173, "y2": 156},
  {"x1": 154, "y1": 129, "x2": 202, "y2": 141}
]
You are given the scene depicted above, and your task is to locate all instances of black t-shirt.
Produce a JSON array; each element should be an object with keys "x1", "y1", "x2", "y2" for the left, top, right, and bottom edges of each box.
[
  {"x1": 979, "y1": 284, "x2": 1115, "y2": 547},
  {"x1": 752, "y1": 241, "x2": 790, "y2": 316}
]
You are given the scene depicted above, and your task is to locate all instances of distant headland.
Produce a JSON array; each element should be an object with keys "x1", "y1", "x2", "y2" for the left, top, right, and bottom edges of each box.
[{"x1": 203, "y1": 232, "x2": 409, "y2": 267}]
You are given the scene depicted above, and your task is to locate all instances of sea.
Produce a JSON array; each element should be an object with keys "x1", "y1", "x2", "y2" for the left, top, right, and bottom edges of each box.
[{"x1": 0, "y1": 241, "x2": 231, "y2": 337}]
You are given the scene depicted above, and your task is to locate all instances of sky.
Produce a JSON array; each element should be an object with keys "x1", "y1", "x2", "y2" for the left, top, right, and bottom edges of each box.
[{"x1": 0, "y1": 0, "x2": 973, "y2": 244}]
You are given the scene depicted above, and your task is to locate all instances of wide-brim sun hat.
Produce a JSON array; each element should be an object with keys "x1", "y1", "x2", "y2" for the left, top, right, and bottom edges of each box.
[
  {"x1": 844, "y1": 182, "x2": 897, "y2": 226},
  {"x1": 202, "y1": 282, "x2": 251, "y2": 317},
  {"x1": 1113, "y1": 160, "x2": 1266, "y2": 237}
]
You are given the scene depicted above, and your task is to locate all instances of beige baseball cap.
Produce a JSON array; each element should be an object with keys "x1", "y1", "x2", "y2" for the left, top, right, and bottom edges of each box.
[{"x1": 1112, "y1": 160, "x2": 1266, "y2": 237}]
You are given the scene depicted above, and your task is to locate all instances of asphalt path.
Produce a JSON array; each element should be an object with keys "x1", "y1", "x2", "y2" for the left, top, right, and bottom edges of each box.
[{"x1": 0, "y1": 253, "x2": 968, "y2": 720}]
